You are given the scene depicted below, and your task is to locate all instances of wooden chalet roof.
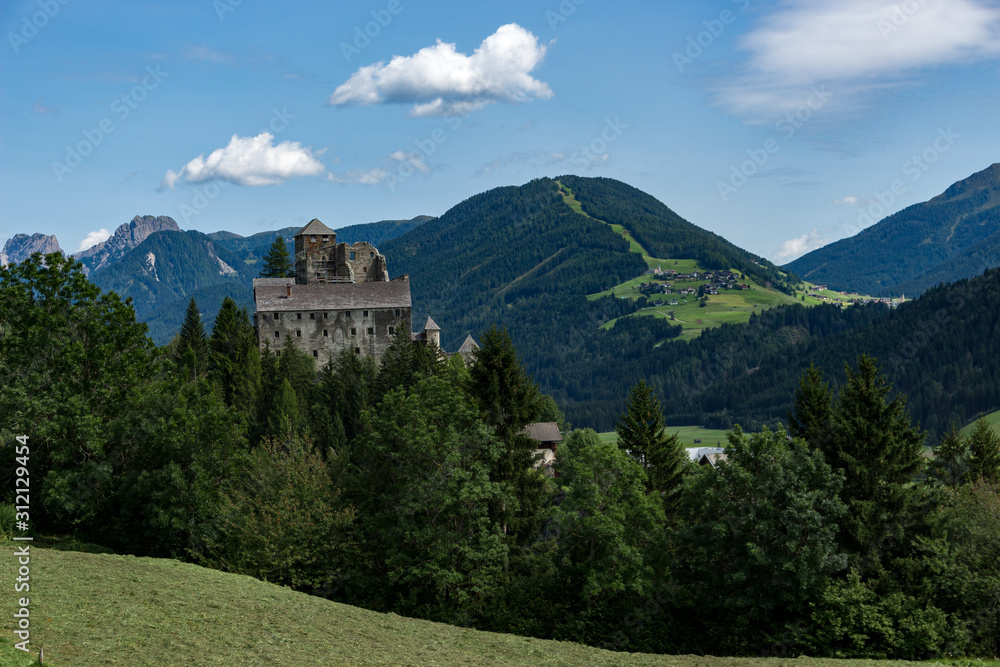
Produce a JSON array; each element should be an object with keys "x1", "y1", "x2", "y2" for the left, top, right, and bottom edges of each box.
[{"x1": 524, "y1": 422, "x2": 563, "y2": 443}]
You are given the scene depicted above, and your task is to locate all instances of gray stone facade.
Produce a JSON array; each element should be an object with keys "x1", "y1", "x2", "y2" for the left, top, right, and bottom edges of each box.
[{"x1": 253, "y1": 219, "x2": 410, "y2": 365}]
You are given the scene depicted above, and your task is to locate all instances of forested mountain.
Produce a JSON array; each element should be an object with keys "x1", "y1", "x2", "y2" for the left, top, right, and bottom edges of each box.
[
  {"x1": 380, "y1": 176, "x2": 796, "y2": 428},
  {"x1": 647, "y1": 269, "x2": 1000, "y2": 444},
  {"x1": 786, "y1": 163, "x2": 1000, "y2": 295},
  {"x1": 76, "y1": 215, "x2": 432, "y2": 343},
  {"x1": 89, "y1": 229, "x2": 256, "y2": 342}
]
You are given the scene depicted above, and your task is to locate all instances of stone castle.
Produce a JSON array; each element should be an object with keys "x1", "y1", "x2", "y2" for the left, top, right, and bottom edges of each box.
[{"x1": 253, "y1": 219, "x2": 477, "y2": 365}]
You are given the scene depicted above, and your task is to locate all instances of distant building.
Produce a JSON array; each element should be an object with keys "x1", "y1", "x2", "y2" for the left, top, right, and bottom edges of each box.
[
  {"x1": 253, "y1": 219, "x2": 411, "y2": 365},
  {"x1": 525, "y1": 422, "x2": 563, "y2": 475}
]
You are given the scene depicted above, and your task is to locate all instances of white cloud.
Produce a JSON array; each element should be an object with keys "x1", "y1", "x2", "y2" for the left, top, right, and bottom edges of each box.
[
  {"x1": 326, "y1": 150, "x2": 431, "y2": 186},
  {"x1": 180, "y1": 43, "x2": 238, "y2": 65},
  {"x1": 328, "y1": 23, "x2": 553, "y2": 117},
  {"x1": 77, "y1": 229, "x2": 112, "y2": 253},
  {"x1": 833, "y1": 196, "x2": 860, "y2": 206},
  {"x1": 775, "y1": 228, "x2": 830, "y2": 262},
  {"x1": 720, "y1": 0, "x2": 1000, "y2": 118},
  {"x1": 161, "y1": 133, "x2": 326, "y2": 188}
]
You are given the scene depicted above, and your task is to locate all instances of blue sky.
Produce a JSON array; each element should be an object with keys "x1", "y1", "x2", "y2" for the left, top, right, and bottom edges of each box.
[{"x1": 2, "y1": 0, "x2": 999, "y2": 262}]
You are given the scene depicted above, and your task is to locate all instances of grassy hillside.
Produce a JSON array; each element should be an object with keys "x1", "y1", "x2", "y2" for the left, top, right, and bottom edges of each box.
[
  {"x1": 598, "y1": 425, "x2": 732, "y2": 447},
  {"x1": 563, "y1": 184, "x2": 801, "y2": 341},
  {"x1": 962, "y1": 409, "x2": 1000, "y2": 436},
  {"x1": 0, "y1": 545, "x2": 962, "y2": 667}
]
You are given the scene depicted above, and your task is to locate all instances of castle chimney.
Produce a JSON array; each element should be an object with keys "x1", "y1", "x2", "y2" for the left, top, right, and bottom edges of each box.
[{"x1": 286, "y1": 285, "x2": 292, "y2": 298}]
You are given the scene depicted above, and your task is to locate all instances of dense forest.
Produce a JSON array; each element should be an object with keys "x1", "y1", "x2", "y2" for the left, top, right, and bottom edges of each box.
[
  {"x1": 785, "y1": 163, "x2": 1000, "y2": 296},
  {"x1": 2, "y1": 252, "x2": 999, "y2": 660}
]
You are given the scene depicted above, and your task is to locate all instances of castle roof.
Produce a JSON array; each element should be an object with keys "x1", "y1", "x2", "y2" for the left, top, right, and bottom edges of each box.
[
  {"x1": 457, "y1": 335, "x2": 479, "y2": 354},
  {"x1": 252, "y1": 277, "x2": 295, "y2": 287},
  {"x1": 423, "y1": 316, "x2": 440, "y2": 331},
  {"x1": 294, "y1": 218, "x2": 336, "y2": 237},
  {"x1": 254, "y1": 278, "x2": 411, "y2": 312}
]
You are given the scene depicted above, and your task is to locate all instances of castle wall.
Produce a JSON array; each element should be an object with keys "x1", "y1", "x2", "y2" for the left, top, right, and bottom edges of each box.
[{"x1": 255, "y1": 305, "x2": 410, "y2": 366}]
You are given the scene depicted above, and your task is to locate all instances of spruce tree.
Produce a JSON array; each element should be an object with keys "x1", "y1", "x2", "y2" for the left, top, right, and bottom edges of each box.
[
  {"x1": 831, "y1": 355, "x2": 924, "y2": 573},
  {"x1": 616, "y1": 380, "x2": 687, "y2": 512},
  {"x1": 967, "y1": 417, "x2": 1000, "y2": 484},
  {"x1": 930, "y1": 424, "x2": 969, "y2": 486},
  {"x1": 467, "y1": 325, "x2": 544, "y2": 540},
  {"x1": 208, "y1": 297, "x2": 261, "y2": 417},
  {"x1": 261, "y1": 236, "x2": 293, "y2": 278},
  {"x1": 177, "y1": 297, "x2": 209, "y2": 378},
  {"x1": 265, "y1": 379, "x2": 305, "y2": 442},
  {"x1": 788, "y1": 364, "x2": 835, "y2": 453}
]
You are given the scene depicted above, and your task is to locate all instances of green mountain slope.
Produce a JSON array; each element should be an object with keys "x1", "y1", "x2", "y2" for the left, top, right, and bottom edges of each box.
[
  {"x1": 653, "y1": 268, "x2": 1000, "y2": 444},
  {"x1": 380, "y1": 176, "x2": 794, "y2": 428},
  {"x1": 785, "y1": 163, "x2": 1000, "y2": 295},
  {"x1": 0, "y1": 546, "x2": 930, "y2": 667}
]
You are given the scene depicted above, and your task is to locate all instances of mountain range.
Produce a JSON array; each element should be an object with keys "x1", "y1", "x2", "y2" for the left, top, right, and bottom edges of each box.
[
  {"x1": 2, "y1": 167, "x2": 998, "y2": 435},
  {"x1": 785, "y1": 163, "x2": 1000, "y2": 295}
]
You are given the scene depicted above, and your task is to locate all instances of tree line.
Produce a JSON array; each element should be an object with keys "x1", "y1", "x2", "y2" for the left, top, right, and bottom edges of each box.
[{"x1": 1, "y1": 252, "x2": 999, "y2": 659}]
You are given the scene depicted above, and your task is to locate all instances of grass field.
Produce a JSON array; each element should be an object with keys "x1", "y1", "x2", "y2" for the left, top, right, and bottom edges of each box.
[
  {"x1": 558, "y1": 184, "x2": 805, "y2": 341},
  {"x1": 0, "y1": 545, "x2": 980, "y2": 667},
  {"x1": 961, "y1": 409, "x2": 1000, "y2": 436},
  {"x1": 599, "y1": 425, "x2": 732, "y2": 448}
]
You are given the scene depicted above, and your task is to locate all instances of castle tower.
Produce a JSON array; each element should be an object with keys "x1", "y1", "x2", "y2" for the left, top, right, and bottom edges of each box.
[
  {"x1": 422, "y1": 316, "x2": 441, "y2": 348},
  {"x1": 294, "y1": 219, "x2": 337, "y2": 285}
]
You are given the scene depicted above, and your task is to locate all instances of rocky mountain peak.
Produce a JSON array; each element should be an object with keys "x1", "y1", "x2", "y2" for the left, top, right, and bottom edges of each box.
[
  {"x1": 0, "y1": 233, "x2": 63, "y2": 267},
  {"x1": 75, "y1": 215, "x2": 182, "y2": 273}
]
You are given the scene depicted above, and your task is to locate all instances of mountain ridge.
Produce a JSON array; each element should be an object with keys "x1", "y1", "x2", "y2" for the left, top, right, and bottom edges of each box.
[{"x1": 785, "y1": 163, "x2": 1000, "y2": 295}]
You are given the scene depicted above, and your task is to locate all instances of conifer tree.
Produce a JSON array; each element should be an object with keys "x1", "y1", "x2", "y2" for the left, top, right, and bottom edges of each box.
[
  {"x1": 208, "y1": 297, "x2": 261, "y2": 417},
  {"x1": 266, "y1": 378, "x2": 304, "y2": 440},
  {"x1": 788, "y1": 364, "x2": 835, "y2": 453},
  {"x1": 616, "y1": 380, "x2": 687, "y2": 512},
  {"x1": 467, "y1": 325, "x2": 544, "y2": 540},
  {"x1": 261, "y1": 236, "x2": 293, "y2": 278},
  {"x1": 177, "y1": 297, "x2": 209, "y2": 378},
  {"x1": 930, "y1": 424, "x2": 969, "y2": 486},
  {"x1": 967, "y1": 417, "x2": 1000, "y2": 484},
  {"x1": 831, "y1": 355, "x2": 924, "y2": 572}
]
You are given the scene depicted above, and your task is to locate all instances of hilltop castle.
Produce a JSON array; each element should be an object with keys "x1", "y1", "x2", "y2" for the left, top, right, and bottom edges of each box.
[{"x1": 253, "y1": 219, "x2": 477, "y2": 365}]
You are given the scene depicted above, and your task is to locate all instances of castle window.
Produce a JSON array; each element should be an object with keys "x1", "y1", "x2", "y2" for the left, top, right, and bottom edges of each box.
[
  {"x1": 312, "y1": 350, "x2": 318, "y2": 358},
  {"x1": 310, "y1": 236, "x2": 316, "y2": 242},
  {"x1": 370, "y1": 252, "x2": 374, "y2": 258},
  {"x1": 274, "y1": 331, "x2": 280, "y2": 338},
  {"x1": 345, "y1": 311, "x2": 351, "y2": 319},
  {"x1": 394, "y1": 309, "x2": 401, "y2": 317},
  {"x1": 297, "y1": 313, "x2": 302, "y2": 320},
  {"x1": 273, "y1": 313, "x2": 279, "y2": 321},
  {"x1": 309, "y1": 313, "x2": 315, "y2": 320},
  {"x1": 388, "y1": 326, "x2": 395, "y2": 335},
  {"x1": 363, "y1": 310, "x2": 369, "y2": 318},
  {"x1": 354, "y1": 347, "x2": 360, "y2": 354},
  {"x1": 367, "y1": 327, "x2": 374, "y2": 335},
  {"x1": 350, "y1": 328, "x2": 356, "y2": 336},
  {"x1": 296, "y1": 330, "x2": 302, "y2": 338},
  {"x1": 323, "y1": 313, "x2": 328, "y2": 319},
  {"x1": 323, "y1": 330, "x2": 328, "y2": 337},
  {"x1": 322, "y1": 236, "x2": 328, "y2": 242}
]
